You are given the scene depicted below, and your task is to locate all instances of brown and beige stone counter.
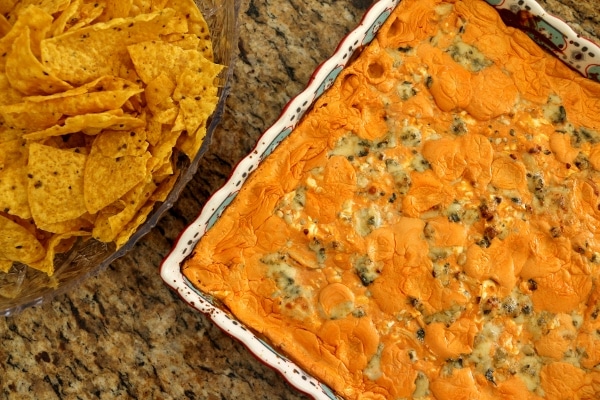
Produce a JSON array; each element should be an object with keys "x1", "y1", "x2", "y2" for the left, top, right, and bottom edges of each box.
[{"x1": 1, "y1": 0, "x2": 599, "y2": 398}]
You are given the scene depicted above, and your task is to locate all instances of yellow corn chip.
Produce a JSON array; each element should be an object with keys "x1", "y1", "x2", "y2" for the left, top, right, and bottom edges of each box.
[
  {"x1": 0, "y1": 139, "x2": 28, "y2": 169},
  {"x1": 0, "y1": 1, "x2": 18, "y2": 15},
  {"x1": 1, "y1": 108, "x2": 61, "y2": 132},
  {"x1": 161, "y1": 33, "x2": 201, "y2": 51},
  {"x1": 175, "y1": 97, "x2": 216, "y2": 156},
  {"x1": 0, "y1": 88, "x2": 143, "y2": 116},
  {"x1": 28, "y1": 231, "x2": 90, "y2": 275},
  {"x1": 90, "y1": 203, "x2": 123, "y2": 242},
  {"x1": 49, "y1": 0, "x2": 81, "y2": 36},
  {"x1": 41, "y1": 8, "x2": 176, "y2": 85},
  {"x1": 0, "y1": 15, "x2": 11, "y2": 37},
  {"x1": 0, "y1": 213, "x2": 45, "y2": 264},
  {"x1": 91, "y1": 129, "x2": 148, "y2": 158},
  {"x1": 65, "y1": 2, "x2": 106, "y2": 32},
  {"x1": 173, "y1": 64, "x2": 223, "y2": 101},
  {"x1": 149, "y1": 126, "x2": 180, "y2": 168},
  {"x1": 150, "y1": 161, "x2": 175, "y2": 183},
  {"x1": 0, "y1": 74, "x2": 33, "y2": 131},
  {"x1": 84, "y1": 133, "x2": 152, "y2": 214},
  {"x1": 0, "y1": 74, "x2": 23, "y2": 107},
  {"x1": 107, "y1": 179, "x2": 156, "y2": 238},
  {"x1": 6, "y1": 27, "x2": 73, "y2": 95},
  {"x1": 129, "y1": 0, "x2": 153, "y2": 15},
  {"x1": 155, "y1": 108, "x2": 179, "y2": 125},
  {"x1": 27, "y1": 143, "x2": 88, "y2": 226},
  {"x1": 0, "y1": 259, "x2": 13, "y2": 273},
  {"x1": 6, "y1": 0, "x2": 70, "y2": 22},
  {"x1": 113, "y1": 194, "x2": 156, "y2": 248},
  {"x1": 0, "y1": 5, "x2": 54, "y2": 67},
  {"x1": 95, "y1": 0, "x2": 133, "y2": 21},
  {"x1": 36, "y1": 215, "x2": 94, "y2": 234},
  {"x1": 24, "y1": 75, "x2": 141, "y2": 102},
  {"x1": 145, "y1": 72, "x2": 177, "y2": 117},
  {"x1": 0, "y1": 126, "x2": 24, "y2": 143},
  {"x1": 0, "y1": 164, "x2": 31, "y2": 219},
  {"x1": 165, "y1": 0, "x2": 212, "y2": 49},
  {"x1": 23, "y1": 110, "x2": 145, "y2": 140},
  {"x1": 144, "y1": 114, "x2": 164, "y2": 146},
  {"x1": 154, "y1": 0, "x2": 171, "y2": 11},
  {"x1": 127, "y1": 40, "x2": 206, "y2": 84},
  {"x1": 171, "y1": 59, "x2": 222, "y2": 154},
  {"x1": 151, "y1": 169, "x2": 179, "y2": 201},
  {"x1": 172, "y1": 106, "x2": 186, "y2": 132},
  {"x1": 0, "y1": 140, "x2": 30, "y2": 219},
  {"x1": 0, "y1": 181, "x2": 28, "y2": 220}
]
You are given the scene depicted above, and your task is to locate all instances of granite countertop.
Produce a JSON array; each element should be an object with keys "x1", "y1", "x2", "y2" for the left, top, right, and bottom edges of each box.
[{"x1": 1, "y1": 0, "x2": 599, "y2": 399}]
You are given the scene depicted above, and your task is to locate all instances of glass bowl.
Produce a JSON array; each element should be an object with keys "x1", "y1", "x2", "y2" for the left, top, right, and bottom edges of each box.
[{"x1": 0, "y1": 0, "x2": 240, "y2": 317}]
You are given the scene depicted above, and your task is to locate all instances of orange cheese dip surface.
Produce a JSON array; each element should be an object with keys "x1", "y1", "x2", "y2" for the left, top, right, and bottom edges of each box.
[{"x1": 183, "y1": 0, "x2": 600, "y2": 398}]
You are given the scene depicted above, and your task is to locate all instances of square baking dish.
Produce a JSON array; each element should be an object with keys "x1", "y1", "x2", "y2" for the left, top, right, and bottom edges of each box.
[{"x1": 161, "y1": 0, "x2": 600, "y2": 398}]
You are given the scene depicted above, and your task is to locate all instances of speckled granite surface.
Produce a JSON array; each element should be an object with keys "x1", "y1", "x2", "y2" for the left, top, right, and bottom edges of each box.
[{"x1": 1, "y1": 0, "x2": 598, "y2": 399}]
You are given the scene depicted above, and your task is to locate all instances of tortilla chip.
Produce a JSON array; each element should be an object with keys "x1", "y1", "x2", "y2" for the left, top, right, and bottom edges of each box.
[
  {"x1": 91, "y1": 177, "x2": 154, "y2": 243},
  {"x1": 6, "y1": 27, "x2": 73, "y2": 95},
  {"x1": 28, "y1": 231, "x2": 90, "y2": 275},
  {"x1": 91, "y1": 129, "x2": 149, "y2": 158},
  {"x1": 37, "y1": 215, "x2": 94, "y2": 234},
  {"x1": 175, "y1": 98, "x2": 216, "y2": 156},
  {"x1": 84, "y1": 134, "x2": 152, "y2": 214},
  {"x1": 165, "y1": 0, "x2": 213, "y2": 58},
  {"x1": 0, "y1": 141, "x2": 31, "y2": 219},
  {"x1": 41, "y1": 8, "x2": 176, "y2": 85},
  {"x1": 102, "y1": 179, "x2": 156, "y2": 242},
  {"x1": 0, "y1": 15, "x2": 12, "y2": 38},
  {"x1": 23, "y1": 110, "x2": 145, "y2": 140},
  {"x1": 127, "y1": 40, "x2": 206, "y2": 84},
  {"x1": 129, "y1": 0, "x2": 151, "y2": 14},
  {"x1": 95, "y1": 0, "x2": 133, "y2": 21},
  {"x1": 0, "y1": 126, "x2": 24, "y2": 143},
  {"x1": 0, "y1": 5, "x2": 54, "y2": 67},
  {"x1": 175, "y1": 93, "x2": 220, "y2": 155},
  {"x1": 1, "y1": 108, "x2": 62, "y2": 132},
  {"x1": 0, "y1": 259, "x2": 13, "y2": 274},
  {"x1": 150, "y1": 0, "x2": 170, "y2": 11},
  {"x1": 173, "y1": 64, "x2": 223, "y2": 101},
  {"x1": 113, "y1": 201, "x2": 153, "y2": 248},
  {"x1": 0, "y1": 138, "x2": 28, "y2": 166},
  {"x1": 151, "y1": 170, "x2": 179, "y2": 201},
  {"x1": 0, "y1": 172, "x2": 29, "y2": 219},
  {"x1": 65, "y1": 2, "x2": 106, "y2": 32},
  {"x1": 49, "y1": 0, "x2": 81, "y2": 36},
  {"x1": 161, "y1": 33, "x2": 201, "y2": 50},
  {"x1": 6, "y1": 0, "x2": 70, "y2": 22},
  {"x1": 0, "y1": 1, "x2": 18, "y2": 16},
  {"x1": 89, "y1": 203, "x2": 122, "y2": 242},
  {"x1": 144, "y1": 113, "x2": 164, "y2": 146},
  {"x1": 0, "y1": 73, "x2": 24, "y2": 106},
  {"x1": 0, "y1": 213, "x2": 45, "y2": 264},
  {"x1": 24, "y1": 75, "x2": 141, "y2": 102},
  {"x1": 27, "y1": 143, "x2": 88, "y2": 226},
  {"x1": 149, "y1": 126, "x2": 180, "y2": 167},
  {"x1": 171, "y1": 61, "x2": 222, "y2": 155},
  {"x1": 0, "y1": 88, "x2": 143, "y2": 116},
  {"x1": 144, "y1": 72, "x2": 177, "y2": 117}
]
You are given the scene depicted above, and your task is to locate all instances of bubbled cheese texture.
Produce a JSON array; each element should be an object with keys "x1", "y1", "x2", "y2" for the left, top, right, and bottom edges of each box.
[{"x1": 183, "y1": 0, "x2": 600, "y2": 398}]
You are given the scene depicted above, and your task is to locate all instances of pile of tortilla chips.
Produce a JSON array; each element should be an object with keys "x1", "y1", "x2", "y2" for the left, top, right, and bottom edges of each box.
[{"x1": 0, "y1": 0, "x2": 223, "y2": 276}]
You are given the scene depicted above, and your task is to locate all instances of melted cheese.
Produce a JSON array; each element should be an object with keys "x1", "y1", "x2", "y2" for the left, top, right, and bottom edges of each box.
[{"x1": 183, "y1": 0, "x2": 600, "y2": 398}]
